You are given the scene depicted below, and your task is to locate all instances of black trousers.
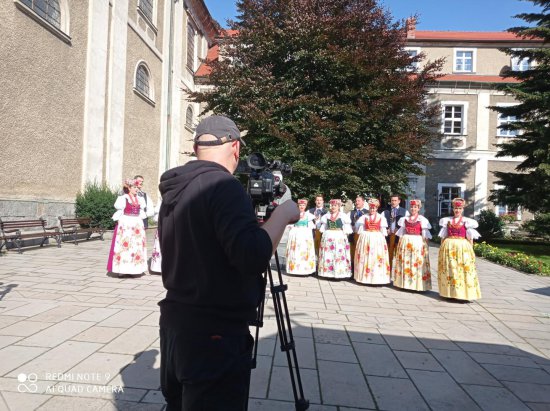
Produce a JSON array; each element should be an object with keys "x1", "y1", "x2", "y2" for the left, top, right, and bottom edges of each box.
[{"x1": 160, "y1": 327, "x2": 253, "y2": 411}]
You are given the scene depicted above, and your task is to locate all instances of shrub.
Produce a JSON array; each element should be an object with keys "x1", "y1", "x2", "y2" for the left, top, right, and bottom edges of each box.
[
  {"x1": 75, "y1": 181, "x2": 119, "y2": 230},
  {"x1": 476, "y1": 210, "x2": 504, "y2": 240},
  {"x1": 474, "y1": 242, "x2": 549, "y2": 275},
  {"x1": 522, "y1": 213, "x2": 550, "y2": 240}
]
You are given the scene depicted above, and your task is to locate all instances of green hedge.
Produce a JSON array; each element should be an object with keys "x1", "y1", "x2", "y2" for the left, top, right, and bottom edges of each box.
[
  {"x1": 473, "y1": 242, "x2": 550, "y2": 275},
  {"x1": 75, "y1": 182, "x2": 119, "y2": 230}
]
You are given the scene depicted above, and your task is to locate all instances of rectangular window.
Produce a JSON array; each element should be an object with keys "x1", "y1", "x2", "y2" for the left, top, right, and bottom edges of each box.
[
  {"x1": 138, "y1": 0, "x2": 154, "y2": 23},
  {"x1": 443, "y1": 105, "x2": 464, "y2": 135},
  {"x1": 404, "y1": 47, "x2": 420, "y2": 71},
  {"x1": 187, "y1": 24, "x2": 195, "y2": 71},
  {"x1": 494, "y1": 185, "x2": 522, "y2": 220},
  {"x1": 454, "y1": 49, "x2": 474, "y2": 72},
  {"x1": 497, "y1": 113, "x2": 519, "y2": 137},
  {"x1": 511, "y1": 56, "x2": 530, "y2": 72},
  {"x1": 438, "y1": 185, "x2": 463, "y2": 217}
]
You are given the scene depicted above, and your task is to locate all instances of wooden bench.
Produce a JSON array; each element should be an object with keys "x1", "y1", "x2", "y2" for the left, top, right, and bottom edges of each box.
[
  {"x1": 58, "y1": 217, "x2": 105, "y2": 245},
  {"x1": 0, "y1": 218, "x2": 61, "y2": 253}
]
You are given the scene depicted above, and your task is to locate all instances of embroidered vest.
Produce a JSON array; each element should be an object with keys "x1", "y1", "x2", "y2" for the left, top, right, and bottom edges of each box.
[
  {"x1": 364, "y1": 217, "x2": 381, "y2": 231},
  {"x1": 327, "y1": 219, "x2": 343, "y2": 230},
  {"x1": 404, "y1": 219, "x2": 422, "y2": 235},
  {"x1": 124, "y1": 199, "x2": 141, "y2": 216},
  {"x1": 295, "y1": 218, "x2": 309, "y2": 227},
  {"x1": 447, "y1": 221, "x2": 467, "y2": 238}
]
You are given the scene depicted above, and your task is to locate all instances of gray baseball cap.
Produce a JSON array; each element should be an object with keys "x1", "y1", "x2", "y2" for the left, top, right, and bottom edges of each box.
[{"x1": 194, "y1": 115, "x2": 246, "y2": 146}]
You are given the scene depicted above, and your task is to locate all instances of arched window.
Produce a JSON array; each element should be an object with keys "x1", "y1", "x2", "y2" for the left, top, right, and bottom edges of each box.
[
  {"x1": 21, "y1": 0, "x2": 61, "y2": 29},
  {"x1": 135, "y1": 64, "x2": 151, "y2": 97},
  {"x1": 186, "y1": 106, "x2": 194, "y2": 129}
]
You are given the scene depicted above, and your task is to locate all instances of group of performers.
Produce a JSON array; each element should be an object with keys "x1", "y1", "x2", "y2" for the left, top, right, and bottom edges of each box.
[{"x1": 285, "y1": 194, "x2": 482, "y2": 301}]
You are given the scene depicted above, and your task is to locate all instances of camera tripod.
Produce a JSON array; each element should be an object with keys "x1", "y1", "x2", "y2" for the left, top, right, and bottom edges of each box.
[{"x1": 248, "y1": 250, "x2": 309, "y2": 411}]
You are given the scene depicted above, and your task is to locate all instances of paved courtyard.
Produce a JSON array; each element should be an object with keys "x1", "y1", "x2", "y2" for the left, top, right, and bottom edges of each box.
[{"x1": 0, "y1": 231, "x2": 549, "y2": 411}]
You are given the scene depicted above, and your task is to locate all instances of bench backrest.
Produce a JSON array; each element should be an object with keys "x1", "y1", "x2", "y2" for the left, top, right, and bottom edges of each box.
[
  {"x1": 0, "y1": 218, "x2": 46, "y2": 233},
  {"x1": 59, "y1": 217, "x2": 92, "y2": 228}
]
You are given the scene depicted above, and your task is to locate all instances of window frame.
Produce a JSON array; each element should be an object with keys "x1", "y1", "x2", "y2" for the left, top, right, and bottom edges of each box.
[
  {"x1": 496, "y1": 103, "x2": 520, "y2": 138},
  {"x1": 186, "y1": 23, "x2": 196, "y2": 72},
  {"x1": 404, "y1": 47, "x2": 421, "y2": 72},
  {"x1": 15, "y1": 0, "x2": 71, "y2": 44},
  {"x1": 441, "y1": 101, "x2": 469, "y2": 136},
  {"x1": 494, "y1": 185, "x2": 522, "y2": 221},
  {"x1": 137, "y1": 0, "x2": 157, "y2": 31},
  {"x1": 185, "y1": 106, "x2": 195, "y2": 131},
  {"x1": 133, "y1": 62, "x2": 155, "y2": 106},
  {"x1": 437, "y1": 183, "x2": 466, "y2": 217},
  {"x1": 453, "y1": 48, "x2": 476, "y2": 73}
]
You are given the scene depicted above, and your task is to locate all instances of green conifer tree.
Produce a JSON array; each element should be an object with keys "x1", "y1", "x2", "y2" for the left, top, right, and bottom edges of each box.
[{"x1": 490, "y1": 0, "x2": 550, "y2": 213}]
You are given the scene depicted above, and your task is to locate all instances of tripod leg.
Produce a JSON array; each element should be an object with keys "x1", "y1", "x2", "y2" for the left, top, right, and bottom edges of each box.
[
  {"x1": 268, "y1": 253, "x2": 309, "y2": 411},
  {"x1": 247, "y1": 269, "x2": 268, "y2": 411}
]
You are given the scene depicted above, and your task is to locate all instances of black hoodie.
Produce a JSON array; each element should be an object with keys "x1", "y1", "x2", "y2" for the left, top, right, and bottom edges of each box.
[{"x1": 157, "y1": 160, "x2": 272, "y2": 335}]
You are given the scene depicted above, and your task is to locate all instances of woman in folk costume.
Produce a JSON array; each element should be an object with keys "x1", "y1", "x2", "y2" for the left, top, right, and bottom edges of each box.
[
  {"x1": 438, "y1": 198, "x2": 482, "y2": 301},
  {"x1": 317, "y1": 199, "x2": 353, "y2": 279},
  {"x1": 354, "y1": 198, "x2": 391, "y2": 284},
  {"x1": 392, "y1": 199, "x2": 432, "y2": 291},
  {"x1": 285, "y1": 199, "x2": 316, "y2": 275},
  {"x1": 149, "y1": 200, "x2": 162, "y2": 274},
  {"x1": 106, "y1": 178, "x2": 148, "y2": 277}
]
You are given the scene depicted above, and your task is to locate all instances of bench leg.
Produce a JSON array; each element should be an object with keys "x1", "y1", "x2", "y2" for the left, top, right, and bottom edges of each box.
[
  {"x1": 40, "y1": 236, "x2": 48, "y2": 247},
  {"x1": 13, "y1": 238, "x2": 23, "y2": 254},
  {"x1": 73, "y1": 230, "x2": 78, "y2": 245},
  {"x1": 100, "y1": 231, "x2": 105, "y2": 241},
  {"x1": 55, "y1": 235, "x2": 62, "y2": 248},
  {"x1": 86, "y1": 232, "x2": 92, "y2": 241}
]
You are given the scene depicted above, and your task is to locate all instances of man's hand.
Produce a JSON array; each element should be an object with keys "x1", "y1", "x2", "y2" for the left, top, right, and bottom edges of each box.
[{"x1": 275, "y1": 200, "x2": 300, "y2": 224}]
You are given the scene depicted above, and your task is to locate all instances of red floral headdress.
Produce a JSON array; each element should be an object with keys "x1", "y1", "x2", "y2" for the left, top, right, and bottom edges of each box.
[
  {"x1": 367, "y1": 198, "x2": 380, "y2": 208},
  {"x1": 452, "y1": 198, "x2": 466, "y2": 208},
  {"x1": 297, "y1": 199, "x2": 308, "y2": 205},
  {"x1": 409, "y1": 199, "x2": 422, "y2": 208}
]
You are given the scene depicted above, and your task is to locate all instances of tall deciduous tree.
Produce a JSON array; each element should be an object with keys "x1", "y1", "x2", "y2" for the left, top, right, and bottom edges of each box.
[
  {"x1": 194, "y1": 0, "x2": 442, "y2": 198},
  {"x1": 490, "y1": 0, "x2": 550, "y2": 213}
]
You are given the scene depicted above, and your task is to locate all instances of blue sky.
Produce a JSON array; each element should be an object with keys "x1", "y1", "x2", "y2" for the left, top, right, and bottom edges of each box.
[{"x1": 203, "y1": 0, "x2": 542, "y2": 31}]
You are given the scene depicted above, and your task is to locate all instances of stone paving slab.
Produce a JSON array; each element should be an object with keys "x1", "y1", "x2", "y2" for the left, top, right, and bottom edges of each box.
[{"x1": 0, "y1": 232, "x2": 549, "y2": 410}]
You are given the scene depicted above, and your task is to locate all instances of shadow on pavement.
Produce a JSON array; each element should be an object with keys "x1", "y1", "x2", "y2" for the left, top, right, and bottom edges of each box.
[{"x1": 108, "y1": 319, "x2": 550, "y2": 411}]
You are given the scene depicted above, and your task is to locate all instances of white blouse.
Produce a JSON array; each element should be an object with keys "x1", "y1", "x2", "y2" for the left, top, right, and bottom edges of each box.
[
  {"x1": 438, "y1": 216, "x2": 481, "y2": 240},
  {"x1": 319, "y1": 212, "x2": 353, "y2": 235},
  {"x1": 112, "y1": 194, "x2": 147, "y2": 221},
  {"x1": 395, "y1": 215, "x2": 432, "y2": 240},
  {"x1": 355, "y1": 213, "x2": 388, "y2": 235}
]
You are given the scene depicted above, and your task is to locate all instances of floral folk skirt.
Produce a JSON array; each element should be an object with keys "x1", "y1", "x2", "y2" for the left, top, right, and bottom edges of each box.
[
  {"x1": 354, "y1": 231, "x2": 391, "y2": 284},
  {"x1": 391, "y1": 234, "x2": 432, "y2": 291},
  {"x1": 107, "y1": 215, "x2": 147, "y2": 276},
  {"x1": 438, "y1": 237, "x2": 481, "y2": 301},
  {"x1": 285, "y1": 226, "x2": 316, "y2": 275},
  {"x1": 318, "y1": 230, "x2": 352, "y2": 279}
]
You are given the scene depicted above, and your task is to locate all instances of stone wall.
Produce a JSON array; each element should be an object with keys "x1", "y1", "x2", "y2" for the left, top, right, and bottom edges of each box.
[{"x1": 0, "y1": 198, "x2": 75, "y2": 227}]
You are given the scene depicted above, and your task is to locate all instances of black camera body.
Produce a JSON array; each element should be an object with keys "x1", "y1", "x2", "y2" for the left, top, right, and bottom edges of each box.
[{"x1": 237, "y1": 153, "x2": 292, "y2": 220}]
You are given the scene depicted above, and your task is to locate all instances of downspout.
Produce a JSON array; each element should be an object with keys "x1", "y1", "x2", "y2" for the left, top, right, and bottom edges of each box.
[{"x1": 165, "y1": 0, "x2": 177, "y2": 171}]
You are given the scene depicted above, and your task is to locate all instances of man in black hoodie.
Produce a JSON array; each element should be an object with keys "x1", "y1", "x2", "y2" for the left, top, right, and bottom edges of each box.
[{"x1": 157, "y1": 115, "x2": 299, "y2": 411}]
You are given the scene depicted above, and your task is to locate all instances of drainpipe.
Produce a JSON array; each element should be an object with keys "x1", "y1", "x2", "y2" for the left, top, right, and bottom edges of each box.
[{"x1": 165, "y1": 0, "x2": 177, "y2": 171}]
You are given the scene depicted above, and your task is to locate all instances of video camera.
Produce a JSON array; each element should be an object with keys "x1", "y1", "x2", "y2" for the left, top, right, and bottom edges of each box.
[{"x1": 237, "y1": 152, "x2": 292, "y2": 220}]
